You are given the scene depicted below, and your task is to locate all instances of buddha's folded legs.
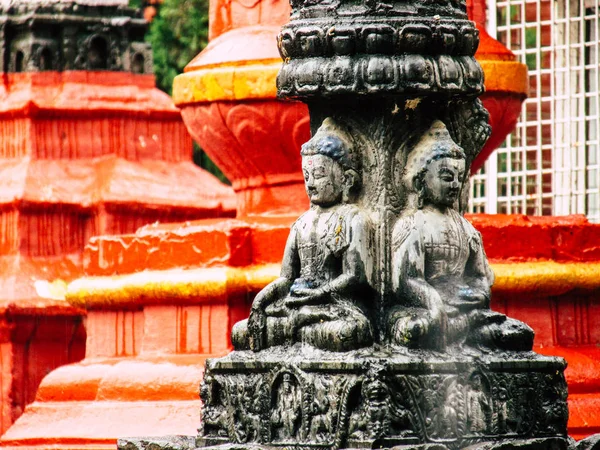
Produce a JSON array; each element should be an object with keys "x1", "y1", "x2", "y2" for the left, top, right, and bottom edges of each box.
[
  {"x1": 231, "y1": 316, "x2": 297, "y2": 350},
  {"x1": 468, "y1": 316, "x2": 534, "y2": 351},
  {"x1": 294, "y1": 301, "x2": 373, "y2": 351},
  {"x1": 231, "y1": 319, "x2": 250, "y2": 350},
  {"x1": 298, "y1": 316, "x2": 372, "y2": 352},
  {"x1": 233, "y1": 300, "x2": 372, "y2": 352},
  {"x1": 388, "y1": 306, "x2": 533, "y2": 351}
]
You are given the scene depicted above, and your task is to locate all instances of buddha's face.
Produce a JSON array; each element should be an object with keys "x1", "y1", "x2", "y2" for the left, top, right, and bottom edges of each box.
[
  {"x1": 422, "y1": 156, "x2": 465, "y2": 208},
  {"x1": 302, "y1": 154, "x2": 344, "y2": 207}
]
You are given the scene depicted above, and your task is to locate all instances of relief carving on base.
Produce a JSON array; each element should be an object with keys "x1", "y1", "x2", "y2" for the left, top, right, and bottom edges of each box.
[{"x1": 199, "y1": 360, "x2": 568, "y2": 450}]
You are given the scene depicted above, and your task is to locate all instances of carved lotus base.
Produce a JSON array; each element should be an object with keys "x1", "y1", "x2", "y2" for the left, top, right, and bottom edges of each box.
[{"x1": 194, "y1": 347, "x2": 568, "y2": 450}]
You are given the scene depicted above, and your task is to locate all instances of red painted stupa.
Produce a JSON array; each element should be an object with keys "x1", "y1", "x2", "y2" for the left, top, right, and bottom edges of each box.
[{"x1": 0, "y1": 0, "x2": 234, "y2": 437}]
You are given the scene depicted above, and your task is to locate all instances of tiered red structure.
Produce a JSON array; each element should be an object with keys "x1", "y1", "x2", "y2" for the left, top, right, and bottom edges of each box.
[
  {"x1": 0, "y1": 0, "x2": 235, "y2": 440},
  {"x1": 2, "y1": 0, "x2": 600, "y2": 449}
]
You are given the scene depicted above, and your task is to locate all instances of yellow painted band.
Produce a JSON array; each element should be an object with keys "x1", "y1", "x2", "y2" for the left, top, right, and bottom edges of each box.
[
  {"x1": 66, "y1": 264, "x2": 280, "y2": 309},
  {"x1": 66, "y1": 261, "x2": 600, "y2": 309},
  {"x1": 172, "y1": 60, "x2": 280, "y2": 106},
  {"x1": 172, "y1": 58, "x2": 528, "y2": 105},
  {"x1": 491, "y1": 261, "x2": 600, "y2": 295},
  {"x1": 479, "y1": 60, "x2": 529, "y2": 96}
]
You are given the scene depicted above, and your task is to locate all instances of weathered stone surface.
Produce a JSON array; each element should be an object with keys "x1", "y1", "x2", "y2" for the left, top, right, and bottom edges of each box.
[
  {"x1": 570, "y1": 435, "x2": 600, "y2": 450},
  {"x1": 461, "y1": 437, "x2": 569, "y2": 449},
  {"x1": 277, "y1": 0, "x2": 483, "y2": 99},
  {"x1": 0, "y1": 0, "x2": 151, "y2": 73},
  {"x1": 118, "y1": 437, "x2": 573, "y2": 450},
  {"x1": 196, "y1": 349, "x2": 567, "y2": 450},
  {"x1": 118, "y1": 435, "x2": 197, "y2": 450}
]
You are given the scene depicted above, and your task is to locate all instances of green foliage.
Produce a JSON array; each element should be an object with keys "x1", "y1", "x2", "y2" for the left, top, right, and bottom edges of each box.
[{"x1": 146, "y1": 0, "x2": 209, "y2": 95}]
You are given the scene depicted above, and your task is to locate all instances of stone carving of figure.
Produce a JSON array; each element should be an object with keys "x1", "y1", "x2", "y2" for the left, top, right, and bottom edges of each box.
[
  {"x1": 430, "y1": 378, "x2": 462, "y2": 439},
  {"x1": 496, "y1": 387, "x2": 509, "y2": 433},
  {"x1": 466, "y1": 374, "x2": 489, "y2": 434},
  {"x1": 231, "y1": 118, "x2": 374, "y2": 352},
  {"x1": 306, "y1": 377, "x2": 333, "y2": 442},
  {"x1": 387, "y1": 120, "x2": 534, "y2": 351},
  {"x1": 239, "y1": 383, "x2": 262, "y2": 441},
  {"x1": 271, "y1": 374, "x2": 301, "y2": 440},
  {"x1": 199, "y1": 374, "x2": 228, "y2": 437}
]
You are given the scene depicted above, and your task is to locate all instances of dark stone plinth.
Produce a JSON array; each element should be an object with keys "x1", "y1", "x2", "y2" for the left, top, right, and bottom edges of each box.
[
  {"x1": 118, "y1": 438, "x2": 570, "y2": 450},
  {"x1": 119, "y1": 435, "x2": 197, "y2": 450},
  {"x1": 116, "y1": 348, "x2": 570, "y2": 450},
  {"x1": 461, "y1": 437, "x2": 570, "y2": 449},
  {"x1": 193, "y1": 347, "x2": 568, "y2": 450}
]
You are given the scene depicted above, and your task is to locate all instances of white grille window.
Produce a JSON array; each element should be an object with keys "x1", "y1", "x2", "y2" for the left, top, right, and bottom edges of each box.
[{"x1": 469, "y1": 0, "x2": 600, "y2": 221}]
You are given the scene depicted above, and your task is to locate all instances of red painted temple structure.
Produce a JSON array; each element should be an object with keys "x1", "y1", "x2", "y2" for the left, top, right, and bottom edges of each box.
[
  {"x1": 0, "y1": 0, "x2": 234, "y2": 439},
  {"x1": 1, "y1": 0, "x2": 600, "y2": 448}
]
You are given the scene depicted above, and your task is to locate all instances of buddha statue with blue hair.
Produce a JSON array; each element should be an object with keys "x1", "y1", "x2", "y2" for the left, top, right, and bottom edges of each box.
[
  {"x1": 388, "y1": 120, "x2": 534, "y2": 352},
  {"x1": 231, "y1": 118, "x2": 375, "y2": 352}
]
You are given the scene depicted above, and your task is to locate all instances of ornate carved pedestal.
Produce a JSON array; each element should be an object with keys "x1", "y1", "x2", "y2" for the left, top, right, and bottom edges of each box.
[
  {"x1": 197, "y1": 349, "x2": 568, "y2": 450},
  {"x1": 121, "y1": 347, "x2": 569, "y2": 449}
]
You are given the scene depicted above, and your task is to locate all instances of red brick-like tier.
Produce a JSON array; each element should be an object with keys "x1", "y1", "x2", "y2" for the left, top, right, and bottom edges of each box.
[{"x1": 0, "y1": 71, "x2": 235, "y2": 436}]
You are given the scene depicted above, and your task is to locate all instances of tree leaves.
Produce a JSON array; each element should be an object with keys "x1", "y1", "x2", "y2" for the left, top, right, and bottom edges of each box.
[{"x1": 146, "y1": 0, "x2": 209, "y2": 95}]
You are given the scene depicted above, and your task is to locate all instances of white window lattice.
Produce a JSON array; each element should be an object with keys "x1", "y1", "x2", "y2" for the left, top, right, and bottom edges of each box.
[{"x1": 469, "y1": 0, "x2": 600, "y2": 221}]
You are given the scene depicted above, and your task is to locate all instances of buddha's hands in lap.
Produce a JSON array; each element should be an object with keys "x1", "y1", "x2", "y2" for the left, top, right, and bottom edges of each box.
[
  {"x1": 446, "y1": 287, "x2": 487, "y2": 311},
  {"x1": 430, "y1": 304, "x2": 448, "y2": 331},
  {"x1": 426, "y1": 294, "x2": 448, "y2": 348},
  {"x1": 295, "y1": 304, "x2": 336, "y2": 327},
  {"x1": 286, "y1": 287, "x2": 328, "y2": 307}
]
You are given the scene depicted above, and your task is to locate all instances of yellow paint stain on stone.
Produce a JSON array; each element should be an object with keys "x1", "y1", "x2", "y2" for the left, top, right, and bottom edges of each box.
[
  {"x1": 232, "y1": 66, "x2": 278, "y2": 101},
  {"x1": 66, "y1": 264, "x2": 281, "y2": 309},
  {"x1": 405, "y1": 98, "x2": 421, "y2": 110},
  {"x1": 199, "y1": 71, "x2": 234, "y2": 102},
  {"x1": 173, "y1": 58, "x2": 528, "y2": 105},
  {"x1": 491, "y1": 261, "x2": 600, "y2": 295}
]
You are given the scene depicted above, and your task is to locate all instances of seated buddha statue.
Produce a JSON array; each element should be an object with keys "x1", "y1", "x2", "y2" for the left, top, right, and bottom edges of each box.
[
  {"x1": 231, "y1": 118, "x2": 374, "y2": 352},
  {"x1": 387, "y1": 120, "x2": 534, "y2": 352}
]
